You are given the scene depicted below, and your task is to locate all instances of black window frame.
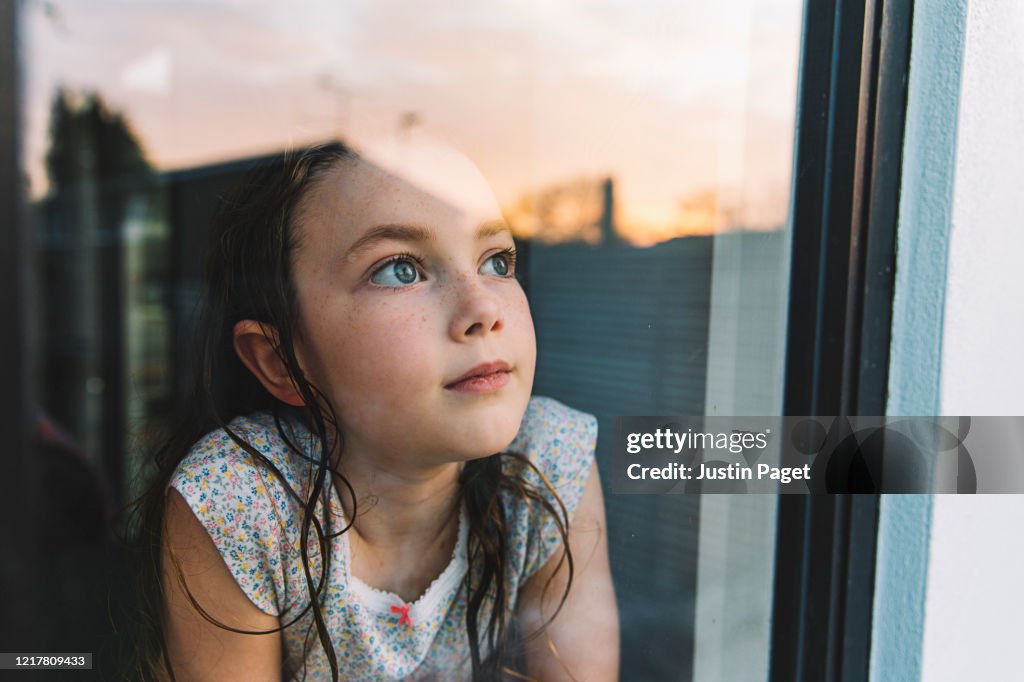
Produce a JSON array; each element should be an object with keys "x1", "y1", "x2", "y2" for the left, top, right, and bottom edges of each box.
[{"x1": 772, "y1": 1, "x2": 913, "y2": 681}]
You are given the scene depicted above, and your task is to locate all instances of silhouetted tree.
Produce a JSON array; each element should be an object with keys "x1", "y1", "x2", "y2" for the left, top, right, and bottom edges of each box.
[
  {"x1": 38, "y1": 87, "x2": 153, "y2": 499},
  {"x1": 44, "y1": 88, "x2": 152, "y2": 195}
]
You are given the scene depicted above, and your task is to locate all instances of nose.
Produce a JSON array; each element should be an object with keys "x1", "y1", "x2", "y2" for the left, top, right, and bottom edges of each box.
[{"x1": 447, "y1": 274, "x2": 504, "y2": 342}]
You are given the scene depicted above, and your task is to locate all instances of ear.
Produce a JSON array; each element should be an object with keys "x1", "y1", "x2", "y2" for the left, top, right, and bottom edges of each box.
[{"x1": 232, "y1": 320, "x2": 305, "y2": 407}]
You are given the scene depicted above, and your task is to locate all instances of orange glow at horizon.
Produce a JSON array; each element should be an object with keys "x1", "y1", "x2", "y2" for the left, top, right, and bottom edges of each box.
[{"x1": 22, "y1": 0, "x2": 802, "y2": 248}]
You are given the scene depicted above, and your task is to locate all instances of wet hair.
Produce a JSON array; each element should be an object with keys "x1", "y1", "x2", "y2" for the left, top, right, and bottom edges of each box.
[{"x1": 130, "y1": 143, "x2": 573, "y2": 681}]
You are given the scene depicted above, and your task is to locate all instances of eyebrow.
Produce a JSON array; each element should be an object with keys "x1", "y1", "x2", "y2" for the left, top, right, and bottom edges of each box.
[{"x1": 344, "y1": 220, "x2": 512, "y2": 260}]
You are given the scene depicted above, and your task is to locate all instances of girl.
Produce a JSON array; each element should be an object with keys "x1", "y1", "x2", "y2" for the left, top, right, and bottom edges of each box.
[{"x1": 136, "y1": 141, "x2": 619, "y2": 680}]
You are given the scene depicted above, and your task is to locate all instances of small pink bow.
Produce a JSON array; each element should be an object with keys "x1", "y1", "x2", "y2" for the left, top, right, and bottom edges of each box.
[{"x1": 390, "y1": 603, "x2": 412, "y2": 627}]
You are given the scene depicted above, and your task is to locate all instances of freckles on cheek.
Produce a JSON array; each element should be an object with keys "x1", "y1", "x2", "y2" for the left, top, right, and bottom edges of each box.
[
  {"x1": 349, "y1": 308, "x2": 436, "y2": 412},
  {"x1": 347, "y1": 304, "x2": 432, "y2": 366},
  {"x1": 381, "y1": 308, "x2": 431, "y2": 350},
  {"x1": 508, "y1": 294, "x2": 535, "y2": 327}
]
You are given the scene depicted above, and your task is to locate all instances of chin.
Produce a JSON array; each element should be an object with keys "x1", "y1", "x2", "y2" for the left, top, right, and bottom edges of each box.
[{"x1": 450, "y1": 400, "x2": 528, "y2": 459}]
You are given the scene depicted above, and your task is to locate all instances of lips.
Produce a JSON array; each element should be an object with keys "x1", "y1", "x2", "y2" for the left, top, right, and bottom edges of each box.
[{"x1": 445, "y1": 361, "x2": 512, "y2": 393}]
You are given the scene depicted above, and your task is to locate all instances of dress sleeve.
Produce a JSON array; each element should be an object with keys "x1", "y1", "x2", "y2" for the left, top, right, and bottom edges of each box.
[
  {"x1": 505, "y1": 397, "x2": 598, "y2": 583},
  {"x1": 168, "y1": 418, "x2": 301, "y2": 617}
]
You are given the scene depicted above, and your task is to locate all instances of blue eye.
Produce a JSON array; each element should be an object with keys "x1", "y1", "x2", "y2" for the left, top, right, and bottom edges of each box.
[
  {"x1": 481, "y1": 250, "x2": 516, "y2": 277},
  {"x1": 371, "y1": 258, "x2": 421, "y2": 287}
]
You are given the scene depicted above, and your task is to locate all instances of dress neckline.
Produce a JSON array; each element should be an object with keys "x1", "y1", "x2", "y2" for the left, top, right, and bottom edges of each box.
[
  {"x1": 329, "y1": 477, "x2": 468, "y2": 614},
  {"x1": 275, "y1": 411, "x2": 471, "y2": 618},
  {"x1": 340, "y1": 506, "x2": 469, "y2": 618}
]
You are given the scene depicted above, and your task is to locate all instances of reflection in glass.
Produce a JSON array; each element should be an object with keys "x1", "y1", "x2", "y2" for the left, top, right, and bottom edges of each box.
[{"x1": 23, "y1": 1, "x2": 801, "y2": 678}]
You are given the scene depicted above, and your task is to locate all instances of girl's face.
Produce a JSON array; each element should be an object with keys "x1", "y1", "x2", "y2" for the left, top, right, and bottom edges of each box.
[{"x1": 289, "y1": 149, "x2": 536, "y2": 471}]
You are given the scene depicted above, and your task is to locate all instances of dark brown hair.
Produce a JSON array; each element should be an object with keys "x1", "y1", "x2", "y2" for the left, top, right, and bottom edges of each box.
[{"x1": 131, "y1": 143, "x2": 573, "y2": 681}]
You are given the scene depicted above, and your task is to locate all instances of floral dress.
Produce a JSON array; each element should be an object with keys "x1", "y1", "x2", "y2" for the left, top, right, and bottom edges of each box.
[{"x1": 169, "y1": 396, "x2": 597, "y2": 680}]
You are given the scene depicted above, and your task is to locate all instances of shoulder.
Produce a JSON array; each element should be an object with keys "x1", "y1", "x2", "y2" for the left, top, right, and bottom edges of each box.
[
  {"x1": 171, "y1": 411, "x2": 312, "y2": 503},
  {"x1": 167, "y1": 411, "x2": 314, "y2": 615},
  {"x1": 502, "y1": 397, "x2": 599, "y2": 582},
  {"x1": 507, "y1": 396, "x2": 598, "y2": 502},
  {"x1": 510, "y1": 396, "x2": 598, "y2": 461}
]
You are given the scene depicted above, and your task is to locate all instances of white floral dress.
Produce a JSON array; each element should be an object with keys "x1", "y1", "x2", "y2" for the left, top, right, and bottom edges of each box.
[{"x1": 169, "y1": 396, "x2": 597, "y2": 681}]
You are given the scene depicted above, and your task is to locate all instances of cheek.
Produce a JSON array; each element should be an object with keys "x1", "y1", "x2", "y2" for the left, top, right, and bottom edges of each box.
[
  {"x1": 311, "y1": 300, "x2": 437, "y2": 404},
  {"x1": 507, "y1": 289, "x2": 537, "y2": 358}
]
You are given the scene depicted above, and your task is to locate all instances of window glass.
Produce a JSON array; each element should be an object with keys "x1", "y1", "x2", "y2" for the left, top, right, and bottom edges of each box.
[{"x1": 22, "y1": 1, "x2": 801, "y2": 678}]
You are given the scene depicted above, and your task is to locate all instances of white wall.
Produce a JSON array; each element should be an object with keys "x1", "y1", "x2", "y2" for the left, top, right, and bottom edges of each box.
[
  {"x1": 922, "y1": 496, "x2": 1024, "y2": 681},
  {"x1": 939, "y1": 1, "x2": 1024, "y2": 415},
  {"x1": 921, "y1": 2, "x2": 1024, "y2": 681}
]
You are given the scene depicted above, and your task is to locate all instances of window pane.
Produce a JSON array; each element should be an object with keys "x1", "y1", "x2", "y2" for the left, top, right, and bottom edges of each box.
[{"x1": 22, "y1": 1, "x2": 801, "y2": 678}]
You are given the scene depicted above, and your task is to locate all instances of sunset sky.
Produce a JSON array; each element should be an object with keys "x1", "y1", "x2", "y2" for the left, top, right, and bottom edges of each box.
[{"x1": 22, "y1": 0, "x2": 802, "y2": 245}]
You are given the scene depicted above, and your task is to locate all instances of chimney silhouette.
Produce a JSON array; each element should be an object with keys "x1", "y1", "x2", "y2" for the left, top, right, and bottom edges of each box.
[{"x1": 600, "y1": 177, "x2": 618, "y2": 245}]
